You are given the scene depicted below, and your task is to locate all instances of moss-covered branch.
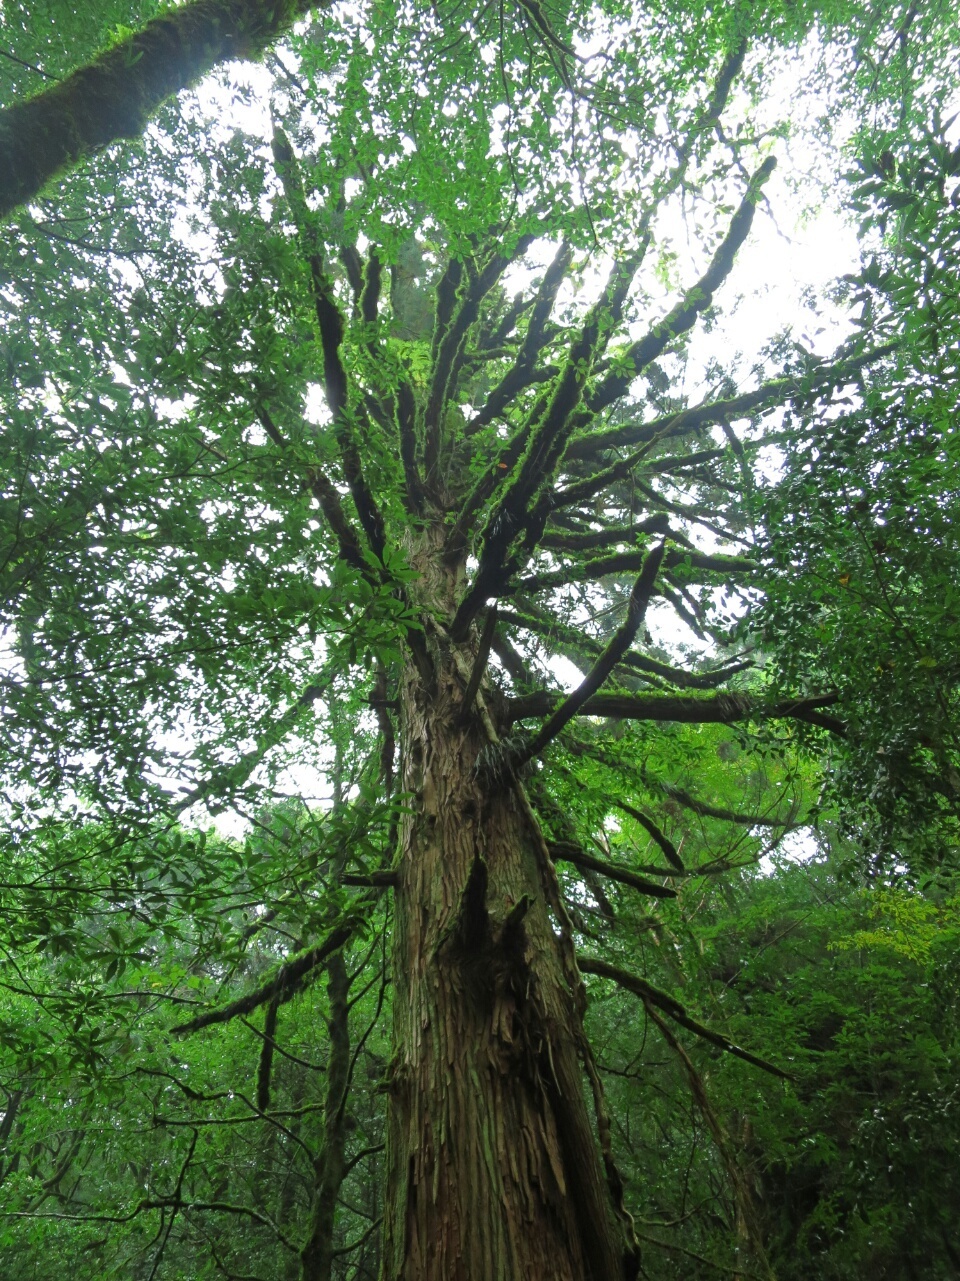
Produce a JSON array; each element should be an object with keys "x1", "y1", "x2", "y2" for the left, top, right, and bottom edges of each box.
[
  {"x1": 565, "y1": 343, "x2": 897, "y2": 461},
  {"x1": 0, "y1": 0, "x2": 321, "y2": 217},
  {"x1": 516, "y1": 542, "x2": 666, "y2": 761},
  {"x1": 498, "y1": 605, "x2": 753, "y2": 690},
  {"x1": 171, "y1": 918, "x2": 360, "y2": 1035},
  {"x1": 512, "y1": 545, "x2": 755, "y2": 596},
  {"x1": 549, "y1": 841, "x2": 677, "y2": 898}
]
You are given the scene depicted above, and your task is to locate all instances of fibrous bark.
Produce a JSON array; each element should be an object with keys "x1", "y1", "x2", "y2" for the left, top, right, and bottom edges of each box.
[{"x1": 381, "y1": 526, "x2": 629, "y2": 1281}]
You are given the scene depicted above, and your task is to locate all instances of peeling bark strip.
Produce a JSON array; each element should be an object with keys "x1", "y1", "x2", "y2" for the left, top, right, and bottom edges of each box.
[{"x1": 0, "y1": 0, "x2": 321, "y2": 217}]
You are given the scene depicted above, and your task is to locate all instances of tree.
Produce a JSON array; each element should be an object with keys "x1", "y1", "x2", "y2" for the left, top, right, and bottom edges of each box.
[{"x1": 2, "y1": 2, "x2": 960, "y2": 1278}]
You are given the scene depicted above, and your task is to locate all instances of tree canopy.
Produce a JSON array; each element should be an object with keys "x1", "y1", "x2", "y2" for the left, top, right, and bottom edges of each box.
[{"x1": 2, "y1": 1, "x2": 960, "y2": 1278}]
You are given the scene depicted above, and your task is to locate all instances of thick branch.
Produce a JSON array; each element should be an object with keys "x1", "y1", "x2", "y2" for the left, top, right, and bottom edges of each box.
[
  {"x1": 561, "y1": 733, "x2": 803, "y2": 841},
  {"x1": 662, "y1": 784, "x2": 797, "y2": 827},
  {"x1": 509, "y1": 689, "x2": 845, "y2": 734},
  {"x1": 255, "y1": 405, "x2": 372, "y2": 575},
  {"x1": 449, "y1": 163, "x2": 774, "y2": 641},
  {"x1": 466, "y1": 240, "x2": 573, "y2": 435},
  {"x1": 540, "y1": 515, "x2": 672, "y2": 552},
  {"x1": 449, "y1": 244, "x2": 654, "y2": 636},
  {"x1": 423, "y1": 243, "x2": 531, "y2": 476},
  {"x1": 0, "y1": 0, "x2": 322, "y2": 218},
  {"x1": 565, "y1": 344, "x2": 897, "y2": 462},
  {"x1": 396, "y1": 380, "x2": 426, "y2": 514},
  {"x1": 513, "y1": 546, "x2": 755, "y2": 595},
  {"x1": 491, "y1": 631, "x2": 535, "y2": 686},
  {"x1": 585, "y1": 157, "x2": 777, "y2": 415},
  {"x1": 500, "y1": 606, "x2": 752, "y2": 691},
  {"x1": 256, "y1": 996, "x2": 280, "y2": 1112},
  {"x1": 549, "y1": 842, "x2": 677, "y2": 899},
  {"x1": 272, "y1": 126, "x2": 386, "y2": 560},
  {"x1": 459, "y1": 606, "x2": 498, "y2": 721},
  {"x1": 516, "y1": 542, "x2": 666, "y2": 761},
  {"x1": 309, "y1": 469, "x2": 374, "y2": 574},
  {"x1": 171, "y1": 920, "x2": 357, "y2": 1035}
]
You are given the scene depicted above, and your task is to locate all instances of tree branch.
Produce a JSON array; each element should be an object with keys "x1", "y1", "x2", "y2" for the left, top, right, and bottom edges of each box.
[
  {"x1": 272, "y1": 126, "x2": 386, "y2": 561},
  {"x1": 0, "y1": 0, "x2": 324, "y2": 218},
  {"x1": 565, "y1": 343, "x2": 897, "y2": 462},
  {"x1": 585, "y1": 157, "x2": 777, "y2": 416},
  {"x1": 539, "y1": 515, "x2": 672, "y2": 552},
  {"x1": 579, "y1": 956, "x2": 792, "y2": 1079},
  {"x1": 499, "y1": 606, "x2": 753, "y2": 691},
  {"x1": 509, "y1": 689, "x2": 845, "y2": 734},
  {"x1": 466, "y1": 239, "x2": 573, "y2": 435},
  {"x1": 613, "y1": 802, "x2": 684, "y2": 871},
  {"x1": 459, "y1": 605, "x2": 499, "y2": 721},
  {"x1": 423, "y1": 241, "x2": 532, "y2": 477},
  {"x1": 515, "y1": 542, "x2": 666, "y2": 761},
  {"x1": 549, "y1": 842, "x2": 677, "y2": 898},
  {"x1": 512, "y1": 546, "x2": 755, "y2": 596},
  {"x1": 171, "y1": 919, "x2": 359, "y2": 1035}
]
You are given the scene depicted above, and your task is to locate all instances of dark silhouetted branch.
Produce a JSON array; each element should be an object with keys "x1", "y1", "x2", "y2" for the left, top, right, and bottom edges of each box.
[
  {"x1": 565, "y1": 343, "x2": 897, "y2": 461},
  {"x1": 509, "y1": 689, "x2": 845, "y2": 735},
  {"x1": 459, "y1": 606, "x2": 498, "y2": 721},
  {"x1": 549, "y1": 842, "x2": 677, "y2": 898},
  {"x1": 515, "y1": 542, "x2": 666, "y2": 762},
  {"x1": 613, "y1": 802, "x2": 684, "y2": 871},
  {"x1": 579, "y1": 956, "x2": 792, "y2": 1079}
]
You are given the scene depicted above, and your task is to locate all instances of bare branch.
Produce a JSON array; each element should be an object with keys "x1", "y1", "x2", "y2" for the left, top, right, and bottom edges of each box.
[
  {"x1": 579, "y1": 956, "x2": 792, "y2": 1080},
  {"x1": 613, "y1": 802, "x2": 684, "y2": 871},
  {"x1": 272, "y1": 126, "x2": 386, "y2": 560},
  {"x1": 423, "y1": 240, "x2": 533, "y2": 477},
  {"x1": 499, "y1": 606, "x2": 752, "y2": 690},
  {"x1": 516, "y1": 542, "x2": 666, "y2": 761},
  {"x1": 550, "y1": 842, "x2": 677, "y2": 899},
  {"x1": 509, "y1": 689, "x2": 845, "y2": 734}
]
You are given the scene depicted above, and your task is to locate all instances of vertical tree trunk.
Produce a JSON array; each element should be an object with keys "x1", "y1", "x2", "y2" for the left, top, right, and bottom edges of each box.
[
  {"x1": 381, "y1": 527, "x2": 627, "y2": 1281},
  {"x1": 300, "y1": 951, "x2": 351, "y2": 1281},
  {"x1": 301, "y1": 724, "x2": 354, "y2": 1281}
]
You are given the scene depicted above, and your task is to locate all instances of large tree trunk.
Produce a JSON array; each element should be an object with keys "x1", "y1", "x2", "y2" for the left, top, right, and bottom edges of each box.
[{"x1": 381, "y1": 527, "x2": 626, "y2": 1281}]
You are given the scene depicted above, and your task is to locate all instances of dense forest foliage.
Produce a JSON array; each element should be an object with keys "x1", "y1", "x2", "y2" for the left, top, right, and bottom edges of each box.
[{"x1": 2, "y1": 0, "x2": 959, "y2": 1277}]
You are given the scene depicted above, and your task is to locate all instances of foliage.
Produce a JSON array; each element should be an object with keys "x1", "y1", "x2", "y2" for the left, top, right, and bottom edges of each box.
[
  {"x1": 589, "y1": 858, "x2": 960, "y2": 1279},
  {"x1": 758, "y1": 109, "x2": 960, "y2": 873}
]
